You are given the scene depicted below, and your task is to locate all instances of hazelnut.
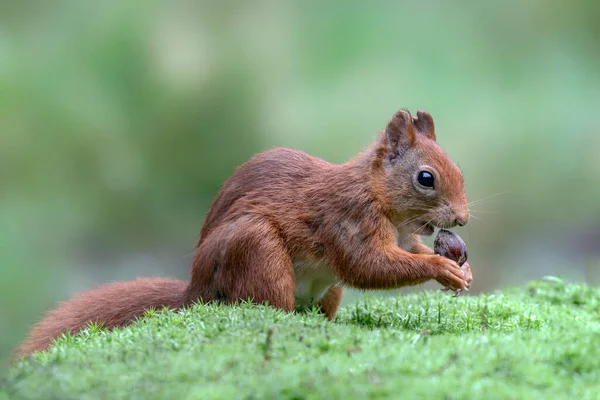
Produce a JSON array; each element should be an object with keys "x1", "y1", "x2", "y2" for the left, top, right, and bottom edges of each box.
[{"x1": 434, "y1": 229, "x2": 468, "y2": 266}]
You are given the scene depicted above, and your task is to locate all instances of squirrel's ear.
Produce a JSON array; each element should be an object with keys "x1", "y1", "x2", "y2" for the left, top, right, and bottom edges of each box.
[
  {"x1": 413, "y1": 110, "x2": 436, "y2": 141},
  {"x1": 386, "y1": 109, "x2": 416, "y2": 151}
]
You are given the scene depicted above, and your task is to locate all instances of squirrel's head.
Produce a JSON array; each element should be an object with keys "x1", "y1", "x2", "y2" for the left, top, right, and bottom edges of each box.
[{"x1": 378, "y1": 109, "x2": 469, "y2": 236}]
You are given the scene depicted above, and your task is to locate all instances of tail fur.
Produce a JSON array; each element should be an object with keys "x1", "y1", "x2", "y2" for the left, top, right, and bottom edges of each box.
[{"x1": 16, "y1": 277, "x2": 188, "y2": 358}]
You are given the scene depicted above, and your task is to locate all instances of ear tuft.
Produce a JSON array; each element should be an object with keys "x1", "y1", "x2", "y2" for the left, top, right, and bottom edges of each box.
[
  {"x1": 413, "y1": 110, "x2": 436, "y2": 141},
  {"x1": 386, "y1": 109, "x2": 416, "y2": 151}
]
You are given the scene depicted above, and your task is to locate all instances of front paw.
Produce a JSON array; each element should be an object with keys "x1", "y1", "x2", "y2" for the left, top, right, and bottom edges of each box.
[
  {"x1": 461, "y1": 261, "x2": 473, "y2": 289},
  {"x1": 431, "y1": 256, "x2": 467, "y2": 295}
]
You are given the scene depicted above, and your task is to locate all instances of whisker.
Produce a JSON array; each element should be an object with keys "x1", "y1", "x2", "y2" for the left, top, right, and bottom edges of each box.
[
  {"x1": 393, "y1": 206, "x2": 438, "y2": 230},
  {"x1": 468, "y1": 209, "x2": 497, "y2": 215},
  {"x1": 405, "y1": 216, "x2": 436, "y2": 240},
  {"x1": 467, "y1": 192, "x2": 507, "y2": 207},
  {"x1": 395, "y1": 214, "x2": 426, "y2": 229}
]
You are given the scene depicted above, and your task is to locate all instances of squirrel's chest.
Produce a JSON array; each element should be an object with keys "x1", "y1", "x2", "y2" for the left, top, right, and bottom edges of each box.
[{"x1": 293, "y1": 259, "x2": 339, "y2": 307}]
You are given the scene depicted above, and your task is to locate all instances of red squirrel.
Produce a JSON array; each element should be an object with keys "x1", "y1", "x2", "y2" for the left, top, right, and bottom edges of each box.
[{"x1": 17, "y1": 109, "x2": 470, "y2": 358}]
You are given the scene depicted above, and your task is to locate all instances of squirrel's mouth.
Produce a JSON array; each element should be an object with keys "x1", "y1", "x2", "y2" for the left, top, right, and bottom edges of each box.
[{"x1": 417, "y1": 222, "x2": 436, "y2": 236}]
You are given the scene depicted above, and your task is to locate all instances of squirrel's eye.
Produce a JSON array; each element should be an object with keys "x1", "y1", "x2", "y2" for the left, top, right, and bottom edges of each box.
[{"x1": 417, "y1": 171, "x2": 435, "y2": 188}]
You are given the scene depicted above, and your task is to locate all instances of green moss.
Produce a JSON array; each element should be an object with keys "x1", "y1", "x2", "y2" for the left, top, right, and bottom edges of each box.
[{"x1": 3, "y1": 278, "x2": 600, "y2": 399}]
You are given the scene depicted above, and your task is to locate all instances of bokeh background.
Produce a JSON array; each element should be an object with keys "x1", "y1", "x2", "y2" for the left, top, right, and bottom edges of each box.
[{"x1": 2, "y1": 1, "x2": 599, "y2": 363}]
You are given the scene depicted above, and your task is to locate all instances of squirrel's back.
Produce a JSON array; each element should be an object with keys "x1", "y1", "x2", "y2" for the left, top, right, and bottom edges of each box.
[
  {"x1": 200, "y1": 147, "x2": 332, "y2": 238},
  {"x1": 16, "y1": 278, "x2": 187, "y2": 358}
]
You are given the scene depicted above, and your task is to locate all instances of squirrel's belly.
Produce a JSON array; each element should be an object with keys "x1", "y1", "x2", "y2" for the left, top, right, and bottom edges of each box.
[{"x1": 293, "y1": 259, "x2": 339, "y2": 307}]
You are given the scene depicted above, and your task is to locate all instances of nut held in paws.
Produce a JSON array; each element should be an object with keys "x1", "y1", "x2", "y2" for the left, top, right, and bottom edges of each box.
[{"x1": 434, "y1": 229, "x2": 468, "y2": 266}]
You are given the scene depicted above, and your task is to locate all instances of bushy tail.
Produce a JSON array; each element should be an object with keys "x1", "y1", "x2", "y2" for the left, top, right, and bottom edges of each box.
[{"x1": 16, "y1": 277, "x2": 188, "y2": 358}]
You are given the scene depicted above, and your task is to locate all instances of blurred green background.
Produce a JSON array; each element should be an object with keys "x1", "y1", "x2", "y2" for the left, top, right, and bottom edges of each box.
[{"x1": 1, "y1": 1, "x2": 599, "y2": 363}]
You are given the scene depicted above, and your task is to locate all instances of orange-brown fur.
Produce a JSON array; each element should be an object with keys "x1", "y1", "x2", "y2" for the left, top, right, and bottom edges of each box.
[
  {"x1": 17, "y1": 109, "x2": 470, "y2": 358},
  {"x1": 317, "y1": 285, "x2": 344, "y2": 320},
  {"x1": 17, "y1": 278, "x2": 187, "y2": 357}
]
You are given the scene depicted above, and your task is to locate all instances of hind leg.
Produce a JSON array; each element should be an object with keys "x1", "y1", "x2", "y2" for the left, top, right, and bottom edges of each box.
[{"x1": 189, "y1": 215, "x2": 296, "y2": 312}]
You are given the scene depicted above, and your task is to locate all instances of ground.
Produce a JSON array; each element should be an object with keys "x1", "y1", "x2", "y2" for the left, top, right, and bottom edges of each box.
[{"x1": 2, "y1": 277, "x2": 600, "y2": 400}]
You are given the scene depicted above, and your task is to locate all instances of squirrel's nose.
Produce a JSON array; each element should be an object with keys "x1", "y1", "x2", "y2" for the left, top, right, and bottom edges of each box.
[{"x1": 454, "y1": 211, "x2": 470, "y2": 226}]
